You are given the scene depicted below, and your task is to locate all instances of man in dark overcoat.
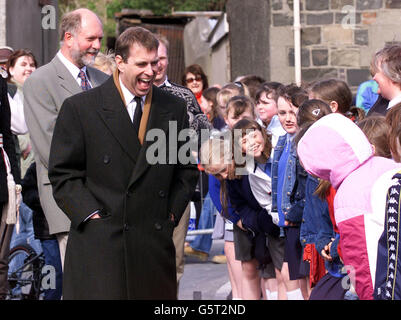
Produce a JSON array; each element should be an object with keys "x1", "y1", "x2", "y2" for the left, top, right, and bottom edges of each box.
[{"x1": 48, "y1": 27, "x2": 198, "y2": 299}]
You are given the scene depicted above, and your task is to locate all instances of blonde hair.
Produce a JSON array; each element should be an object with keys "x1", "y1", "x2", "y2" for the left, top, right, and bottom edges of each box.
[
  {"x1": 216, "y1": 82, "x2": 245, "y2": 109},
  {"x1": 200, "y1": 137, "x2": 232, "y2": 170},
  {"x1": 200, "y1": 137, "x2": 235, "y2": 218},
  {"x1": 92, "y1": 51, "x2": 116, "y2": 75}
]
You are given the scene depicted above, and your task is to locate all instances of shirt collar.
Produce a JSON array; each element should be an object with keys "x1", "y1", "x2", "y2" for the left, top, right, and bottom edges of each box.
[
  {"x1": 57, "y1": 50, "x2": 87, "y2": 80},
  {"x1": 118, "y1": 75, "x2": 145, "y2": 106},
  {"x1": 158, "y1": 76, "x2": 172, "y2": 88},
  {"x1": 388, "y1": 92, "x2": 401, "y2": 109}
]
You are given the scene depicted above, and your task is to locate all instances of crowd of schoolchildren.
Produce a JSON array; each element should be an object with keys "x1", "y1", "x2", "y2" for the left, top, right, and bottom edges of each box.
[
  {"x1": 3, "y1": 39, "x2": 401, "y2": 300},
  {"x1": 184, "y1": 44, "x2": 401, "y2": 300}
]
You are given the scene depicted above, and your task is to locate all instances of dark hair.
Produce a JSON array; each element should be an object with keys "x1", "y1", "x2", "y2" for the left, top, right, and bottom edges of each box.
[
  {"x1": 385, "y1": 102, "x2": 401, "y2": 131},
  {"x1": 345, "y1": 106, "x2": 365, "y2": 124},
  {"x1": 297, "y1": 99, "x2": 332, "y2": 128},
  {"x1": 6, "y1": 49, "x2": 37, "y2": 82},
  {"x1": 309, "y1": 78, "x2": 353, "y2": 114},
  {"x1": 389, "y1": 126, "x2": 401, "y2": 162},
  {"x1": 225, "y1": 95, "x2": 255, "y2": 119},
  {"x1": 255, "y1": 81, "x2": 284, "y2": 104},
  {"x1": 202, "y1": 86, "x2": 221, "y2": 123},
  {"x1": 293, "y1": 100, "x2": 332, "y2": 153},
  {"x1": 294, "y1": 99, "x2": 333, "y2": 200},
  {"x1": 181, "y1": 64, "x2": 209, "y2": 89},
  {"x1": 277, "y1": 83, "x2": 309, "y2": 108},
  {"x1": 232, "y1": 118, "x2": 272, "y2": 165},
  {"x1": 115, "y1": 27, "x2": 159, "y2": 63},
  {"x1": 358, "y1": 116, "x2": 391, "y2": 159},
  {"x1": 237, "y1": 75, "x2": 266, "y2": 102}
]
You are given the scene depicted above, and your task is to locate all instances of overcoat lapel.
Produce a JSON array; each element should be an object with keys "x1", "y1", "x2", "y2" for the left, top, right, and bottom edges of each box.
[
  {"x1": 128, "y1": 86, "x2": 171, "y2": 187},
  {"x1": 97, "y1": 77, "x2": 141, "y2": 163}
]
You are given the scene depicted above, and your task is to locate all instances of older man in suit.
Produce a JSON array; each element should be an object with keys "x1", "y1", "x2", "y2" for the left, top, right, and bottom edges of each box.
[
  {"x1": 48, "y1": 27, "x2": 198, "y2": 299},
  {"x1": 23, "y1": 8, "x2": 109, "y2": 271}
]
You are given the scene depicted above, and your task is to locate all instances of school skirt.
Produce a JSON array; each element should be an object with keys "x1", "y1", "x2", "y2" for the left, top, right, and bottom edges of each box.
[
  {"x1": 284, "y1": 226, "x2": 310, "y2": 280},
  {"x1": 309, "y1": 273, "x2": 347, "y2": 300}
]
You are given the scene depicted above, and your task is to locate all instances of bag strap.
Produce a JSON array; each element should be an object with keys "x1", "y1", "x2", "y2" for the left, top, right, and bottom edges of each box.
[{"x1": 1, "y1": 145, "x2": 11, "y2": 174}]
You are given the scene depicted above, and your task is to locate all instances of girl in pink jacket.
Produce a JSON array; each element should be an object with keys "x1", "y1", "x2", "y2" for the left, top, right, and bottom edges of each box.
[{"x1": 297, "y1": 113, "x2": 401, "y2": 300}]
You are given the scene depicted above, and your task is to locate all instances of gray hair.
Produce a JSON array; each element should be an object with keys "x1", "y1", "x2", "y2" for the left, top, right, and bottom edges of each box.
[
  {"x1": 373, "y1": 44, "x2": 401, "y2": 84},
  {"x1": 59, "y1": 11, "x2": 82, "y2": 42}
]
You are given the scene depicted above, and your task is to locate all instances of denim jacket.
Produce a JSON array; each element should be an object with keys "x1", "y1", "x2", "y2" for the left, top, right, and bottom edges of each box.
[
  {"x1": 300, "y1": 175, "x2": 329, "y2": 246},
  {"x1": 271, "y1": 134, "x2": 307, "y2": 227}
]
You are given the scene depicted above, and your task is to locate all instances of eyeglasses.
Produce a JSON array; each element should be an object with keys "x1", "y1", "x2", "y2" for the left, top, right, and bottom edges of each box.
[{"x1": 186, "y1": 75, "x2": 202, "y2": 84}]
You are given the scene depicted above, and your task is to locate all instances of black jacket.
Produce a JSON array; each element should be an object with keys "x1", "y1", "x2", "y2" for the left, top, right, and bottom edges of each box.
[
  {"x1": 22, "y1": 162, "x2": 55, "y2": 240},
  {"x1": 48, "y1": 77, "x2": 199, "y2": 299},
  {"x1": 0, "y1": 75, "x2": 21, "y2": 204}
]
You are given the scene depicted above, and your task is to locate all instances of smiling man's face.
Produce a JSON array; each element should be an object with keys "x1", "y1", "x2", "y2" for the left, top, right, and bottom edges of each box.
[{"x1": 116, "y1": 43, "x2": 159, "y2": 97}]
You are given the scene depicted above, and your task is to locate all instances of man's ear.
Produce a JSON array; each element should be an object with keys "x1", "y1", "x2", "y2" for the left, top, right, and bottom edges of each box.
[
  {"x1": 63, "y1": 32, "x2": 74, "y2": 48},
  {"x1": 115, "y1": 55, "x2": 125, "y2": 73},
  {"x1": 329, "y1": 101, "x2": 338, "y2": 113}
]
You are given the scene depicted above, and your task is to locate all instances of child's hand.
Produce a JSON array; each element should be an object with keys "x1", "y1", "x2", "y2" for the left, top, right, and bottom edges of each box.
[
  {"x1": 321, "y1": 238, "x2": 335, "y2": 261},
  {"x1": 236, "y1": 219, "x2": 247, "y2": 231}
]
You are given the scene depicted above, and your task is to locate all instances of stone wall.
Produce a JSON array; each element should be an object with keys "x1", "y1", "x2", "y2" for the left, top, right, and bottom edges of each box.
[{"x1": 270, "y1": 0, "x2": 401, "y2": 91}]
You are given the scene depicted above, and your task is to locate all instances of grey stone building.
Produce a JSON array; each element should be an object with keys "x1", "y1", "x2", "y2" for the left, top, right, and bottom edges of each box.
[
  {"x1": 270, "y1": 0, "x2": 401, "y2": 90},
  {"x1": 185, "y1": 0, "x2": 401, "y2": 91}
]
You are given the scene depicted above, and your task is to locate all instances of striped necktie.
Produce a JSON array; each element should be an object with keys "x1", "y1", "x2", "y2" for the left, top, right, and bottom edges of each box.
[{"x1": 78, "y1": 69, "x2": 91, "y2": 91}]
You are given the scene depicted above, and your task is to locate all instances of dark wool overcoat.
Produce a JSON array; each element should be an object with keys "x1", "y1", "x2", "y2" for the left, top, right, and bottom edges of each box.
[{"x1": 48, "y1": 77, "x2": 198, "y2": 299}]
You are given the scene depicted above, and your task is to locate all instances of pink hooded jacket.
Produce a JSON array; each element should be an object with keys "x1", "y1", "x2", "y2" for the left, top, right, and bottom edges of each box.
[{"x1": 297, "y1": 113, "x2": 401, "y2": 300}]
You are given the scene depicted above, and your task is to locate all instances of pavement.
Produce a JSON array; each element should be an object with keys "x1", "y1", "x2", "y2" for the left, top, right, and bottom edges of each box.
[{"x1": 178, "y1": 239, "x2": 231, "y2": 300}]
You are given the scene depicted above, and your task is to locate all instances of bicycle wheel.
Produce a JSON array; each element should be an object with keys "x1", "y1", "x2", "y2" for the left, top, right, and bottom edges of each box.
[{"x1": 8, "y1": 243, "x2": 42, "y2": 300}]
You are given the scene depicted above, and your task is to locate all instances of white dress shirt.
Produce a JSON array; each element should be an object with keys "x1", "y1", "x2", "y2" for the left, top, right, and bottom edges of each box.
[
  {"x1": 387, "y1": 92, "x2": 401, "y2": 110},
  {"x1": 119, "y1": 76, "x2": 145, "y2": 122},
  {"x1": 56, "y1": 51, "x2": 92, "y2": 88}
]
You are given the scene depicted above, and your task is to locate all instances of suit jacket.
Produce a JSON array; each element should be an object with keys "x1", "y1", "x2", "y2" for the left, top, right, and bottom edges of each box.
[
  {"x1": 1, "y1": 76, "x2": 20, "y2": 203},
  {"x1": 23, "y1": 55, "x2": 109, "y2": 234},
  {"x1": 48, "y1": 76, "x2": 199, "y2": 299},
  {"x1": 366, "y1": 95, "x2": 389, "y2": 117}
]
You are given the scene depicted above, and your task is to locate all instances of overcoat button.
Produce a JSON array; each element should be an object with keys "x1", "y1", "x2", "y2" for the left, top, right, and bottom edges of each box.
[
  {"x1": 103, "y1": 155, "x2": 111, "y2": 164},
  {"x1": 158, "y1": 190, "x2": 165, "y2": 198},
  {"x1": 154, "y1": 222, "x2": 162, "y2": 231}
]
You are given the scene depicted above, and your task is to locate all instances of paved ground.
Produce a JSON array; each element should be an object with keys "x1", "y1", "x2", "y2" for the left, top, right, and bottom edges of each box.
[{"x1": 178, "y1": 239, "x2": 232, "y2": 300}]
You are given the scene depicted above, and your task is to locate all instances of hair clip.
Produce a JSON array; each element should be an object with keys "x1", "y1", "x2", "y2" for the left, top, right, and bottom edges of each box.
[
  {"x1": 234, "y1": 81, "x2": 243, "y2": 88},
  {"x1": 311, "y1": 109, "x2": 321, "y2": 116}
]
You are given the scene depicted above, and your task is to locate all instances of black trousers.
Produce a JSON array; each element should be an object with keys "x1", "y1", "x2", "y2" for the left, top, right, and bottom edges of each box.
[{"x1": 0, "y1": 202, "x2": 14, "y2": 299}]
